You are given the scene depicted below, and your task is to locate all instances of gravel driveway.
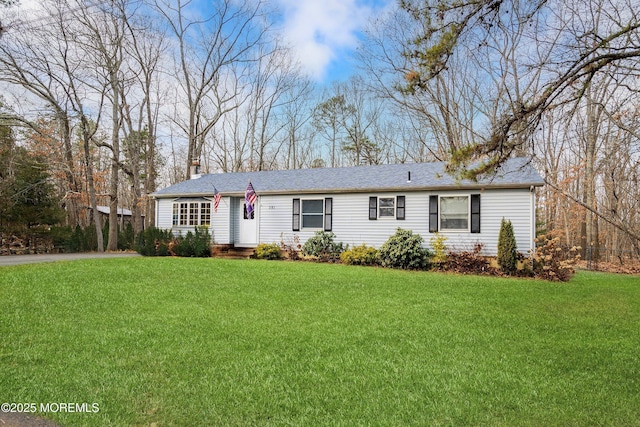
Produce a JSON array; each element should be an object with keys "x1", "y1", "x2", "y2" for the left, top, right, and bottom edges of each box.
[{"x1": 0, "y1": 252, "x2": 140, "y2": 267}]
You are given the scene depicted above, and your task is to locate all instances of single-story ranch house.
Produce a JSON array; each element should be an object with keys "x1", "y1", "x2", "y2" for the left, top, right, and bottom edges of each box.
[{"x1": 152, "y1": 157, "x2": 544, "y2": 255}]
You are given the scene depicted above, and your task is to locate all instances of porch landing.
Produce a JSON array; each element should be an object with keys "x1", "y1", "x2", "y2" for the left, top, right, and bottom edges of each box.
[{"x1": 211, "y1": 244, "x2": 255, "y2": 259}]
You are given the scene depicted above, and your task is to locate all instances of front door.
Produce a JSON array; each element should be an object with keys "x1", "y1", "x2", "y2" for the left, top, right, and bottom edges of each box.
[{"x1": 237, "y1": 199, "x2": 258, "y2": 247}]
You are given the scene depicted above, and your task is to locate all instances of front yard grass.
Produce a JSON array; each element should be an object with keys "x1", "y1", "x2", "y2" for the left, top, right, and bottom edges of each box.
[{"x1": 1, "y1": 258, "x2": 639, "y2": 426}]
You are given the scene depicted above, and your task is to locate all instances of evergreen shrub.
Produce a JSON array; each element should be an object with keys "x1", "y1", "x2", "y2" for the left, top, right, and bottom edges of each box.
[
  {"x1": 173, "y1": 227, "x2": 212, "y2": 257},
  {"x1": 255, "y1": 243, "x2": 283, "y2": 260},
  {"x1": 378, "y1": 228, "x2": 430, "y2": 270},
  {"x1": 340, "y1": 244, "x2": 379, "y2": 266},
  {"x1": 135, "y1": 226, "x2": 174, "y2": 256},
  {"x1": 302, "y1": 231, "x2": 345, "y2": 261},
  {"x1": 497, "y1": 218, "x2": 518, "y2": 275}
]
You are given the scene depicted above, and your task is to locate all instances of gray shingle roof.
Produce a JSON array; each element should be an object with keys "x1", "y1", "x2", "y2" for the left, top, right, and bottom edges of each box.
[{"x1": 152, "y1": 157, "x2": 544, "y2": 198}]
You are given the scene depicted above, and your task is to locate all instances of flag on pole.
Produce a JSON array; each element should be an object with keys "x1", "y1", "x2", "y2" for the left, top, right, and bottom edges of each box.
[
  {"x1": 245, "y1": 181, "x2": 257, "y2": 215},
  {"x1": 213, "y1": 187, "x2": 222, "y2": 213}
]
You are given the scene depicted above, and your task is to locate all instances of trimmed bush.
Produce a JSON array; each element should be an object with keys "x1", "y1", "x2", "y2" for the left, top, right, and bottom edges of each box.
[
  {"x1": 340, "y1": 244, "x2": 378, "y2": 266},
  {"x1": 378, "y1": 228, "x2": 430, "y2": 270},
  {"x1": 135, "y1": 226, "x2": 174, "y2": 256},
  {"x1": 255, "y1": 243, "x2": 283, "y2": 260},
  {"x1": 302, "y1": 231, "x2": 345, "y2": 261},
  {"x1": 497, "y1": 218, "x2": 518, "y2": 275},
  {"x1": 173, "y1": 227, "x2": 212, "y2": 257}
]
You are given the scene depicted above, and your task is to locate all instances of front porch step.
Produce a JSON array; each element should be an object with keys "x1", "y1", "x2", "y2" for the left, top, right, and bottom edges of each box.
[{"x1": 212, "y1": 245, "x2": 255, "y2": 259}]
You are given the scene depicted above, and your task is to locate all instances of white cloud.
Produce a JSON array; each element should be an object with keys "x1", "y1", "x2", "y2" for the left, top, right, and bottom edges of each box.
[{"x1": 275, "y1": 0, "x2": 376, "y2": 82}]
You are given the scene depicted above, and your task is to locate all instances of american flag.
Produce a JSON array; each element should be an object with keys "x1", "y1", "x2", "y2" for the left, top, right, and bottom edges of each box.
[
  {"x1": 245, "y1": 181, "x2": 257, "y2": 214},
  {"x1": 213, "y1": 187, "x2": 222, "y2": 213}
]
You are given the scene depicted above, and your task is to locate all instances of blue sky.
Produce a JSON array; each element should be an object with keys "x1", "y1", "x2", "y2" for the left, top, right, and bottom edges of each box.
[
  {"x1": 273, "y1": 0, "x2": 394, "y2": 83},
  {"x1": 14, "y1": 0, "x2": 394, "y2": 83}
]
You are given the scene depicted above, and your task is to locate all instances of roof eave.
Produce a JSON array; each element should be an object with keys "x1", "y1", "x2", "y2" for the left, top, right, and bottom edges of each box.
[{"x1": 152, "y1": 181, "x2": 544, "y2": 198}]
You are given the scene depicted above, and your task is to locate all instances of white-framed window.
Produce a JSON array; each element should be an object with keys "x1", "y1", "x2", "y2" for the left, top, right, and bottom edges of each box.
[
  {"x1": 302, "y1": 199, "x2": 324, "y2": 228},
  {"x1": 200, "y1": 202, "x2": 211, "y2": 225},
  {"x1": 379, "y1": 197, "x2": 395, "y2": 217},
  {"x1": 429, "y1": 194, "x2": 480, "y2": 233},
  {"x1": 292, "y1": 198, "x2": 332, "y2": 231},
  {"x1": 440, "y1": 196, "x2": 469, "y2": 230},
  {"x1": 369, "y1": 196, "x2": 405, "y2": 220},
  {"x1": 172, "y1": 201, "x2": 211, "y2": 226}
]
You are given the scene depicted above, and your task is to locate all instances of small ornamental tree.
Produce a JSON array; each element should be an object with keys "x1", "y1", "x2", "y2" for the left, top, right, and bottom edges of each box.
[{"x1": 497, "y1": 218, "x2": 518, "y2": 275}]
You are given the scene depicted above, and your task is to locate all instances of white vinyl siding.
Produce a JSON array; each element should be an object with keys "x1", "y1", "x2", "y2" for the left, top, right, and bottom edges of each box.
[
  {"x1": 157, "y1": 187, "x2": 535, "y2": 255},
  {"x1": 256, "y1": 189, "x2": 534, "y2": 256},
  {"x1": 155, "y1": 197, "x2": 232, "y2": 244}
]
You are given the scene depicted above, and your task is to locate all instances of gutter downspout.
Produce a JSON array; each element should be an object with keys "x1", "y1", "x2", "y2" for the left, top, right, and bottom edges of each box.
[{"x1": 530, "y1": 186, "x2": 536, "y2": 254}]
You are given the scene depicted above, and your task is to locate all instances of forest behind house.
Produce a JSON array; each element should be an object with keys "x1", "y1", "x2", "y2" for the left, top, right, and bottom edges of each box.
[{"x1": 0, "y1": 0, "x2": 638, "y2": 267}]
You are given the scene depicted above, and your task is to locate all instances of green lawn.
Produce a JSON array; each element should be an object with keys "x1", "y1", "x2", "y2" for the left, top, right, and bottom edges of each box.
[{"x1": 1, "y1": 258, "x2": 639, "y2": 426}]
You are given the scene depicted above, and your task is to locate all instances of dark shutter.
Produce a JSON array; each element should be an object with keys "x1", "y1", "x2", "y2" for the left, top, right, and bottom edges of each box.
[
  {"x1": 292, "y1": 198, "x2": 300, "y2": 231},
  {"x1": 369, "y1": 197, "x2": 377, "y2": 220},
  {"x1": 471, "y1": 194, "x2": 481, "y2": 233},
  {"x1": 396, "y1": 196, "x2": 405, "y2": 220},
  {"x1": 324, "y1": 198, "x2": 333, "y2": 231},
  {"x1": 429, "y1": 195, "x2": 438, "y2": 232}
]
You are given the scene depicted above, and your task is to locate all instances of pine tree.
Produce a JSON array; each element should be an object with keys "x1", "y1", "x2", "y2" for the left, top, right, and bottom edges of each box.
[{"x1": 498, "y1": 218, "x2": 518, "y2": 275}]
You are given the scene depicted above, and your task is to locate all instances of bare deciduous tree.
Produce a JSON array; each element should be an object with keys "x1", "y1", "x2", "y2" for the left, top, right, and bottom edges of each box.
[{"x1": 155, "y1": 0, "x2": 271, "y2": 179}]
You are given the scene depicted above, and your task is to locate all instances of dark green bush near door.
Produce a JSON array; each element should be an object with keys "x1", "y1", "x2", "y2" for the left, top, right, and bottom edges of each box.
[
  {"x1": 135, "y1": 226, "x2": 174, "y2": 256},
  {"x1": 172, "y1": 227, "x2": 212, "y2": 257}
]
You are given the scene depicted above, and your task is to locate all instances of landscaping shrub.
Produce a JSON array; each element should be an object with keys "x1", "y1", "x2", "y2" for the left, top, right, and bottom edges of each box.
[
  {"x1": 173, "y1": 227, "x2": 212, "y2": 257},
  {"x1": 378, "y1": 228, "x2": 431, "y2": 270},
  {"x1": 532, "y1": 234, "x2": 581, "y2": 281},
  {"x1": 302, "y1": 231, "x2": 345, "y2": 261},
  {"x1": 444, "y1": 243, "x2": 496, "y2": 275},
  {"x1": 47, "y1": 225, "x2": 74, "y2": 252},
  {"x1": 255, "y1": 243, "x2": 283, "y2": 260},
  {"x1": 118, "y1": 222, "x2": 136, "y2": 250},
  {"x1": 135, "y1": 226, "x2": 174, "y2": 256},
  {"x1": 429, "y1": 233, "x2": 448, "y2": 265},
  {"x1": 340, "y1": 244, "x2": 379, "y2": 266},
  {"x1": 280, "y1": 233, "x2": 301, "y2": 260},
  {"x1": 497, "y1": 218, "x2": 518, "y2": 275}
]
